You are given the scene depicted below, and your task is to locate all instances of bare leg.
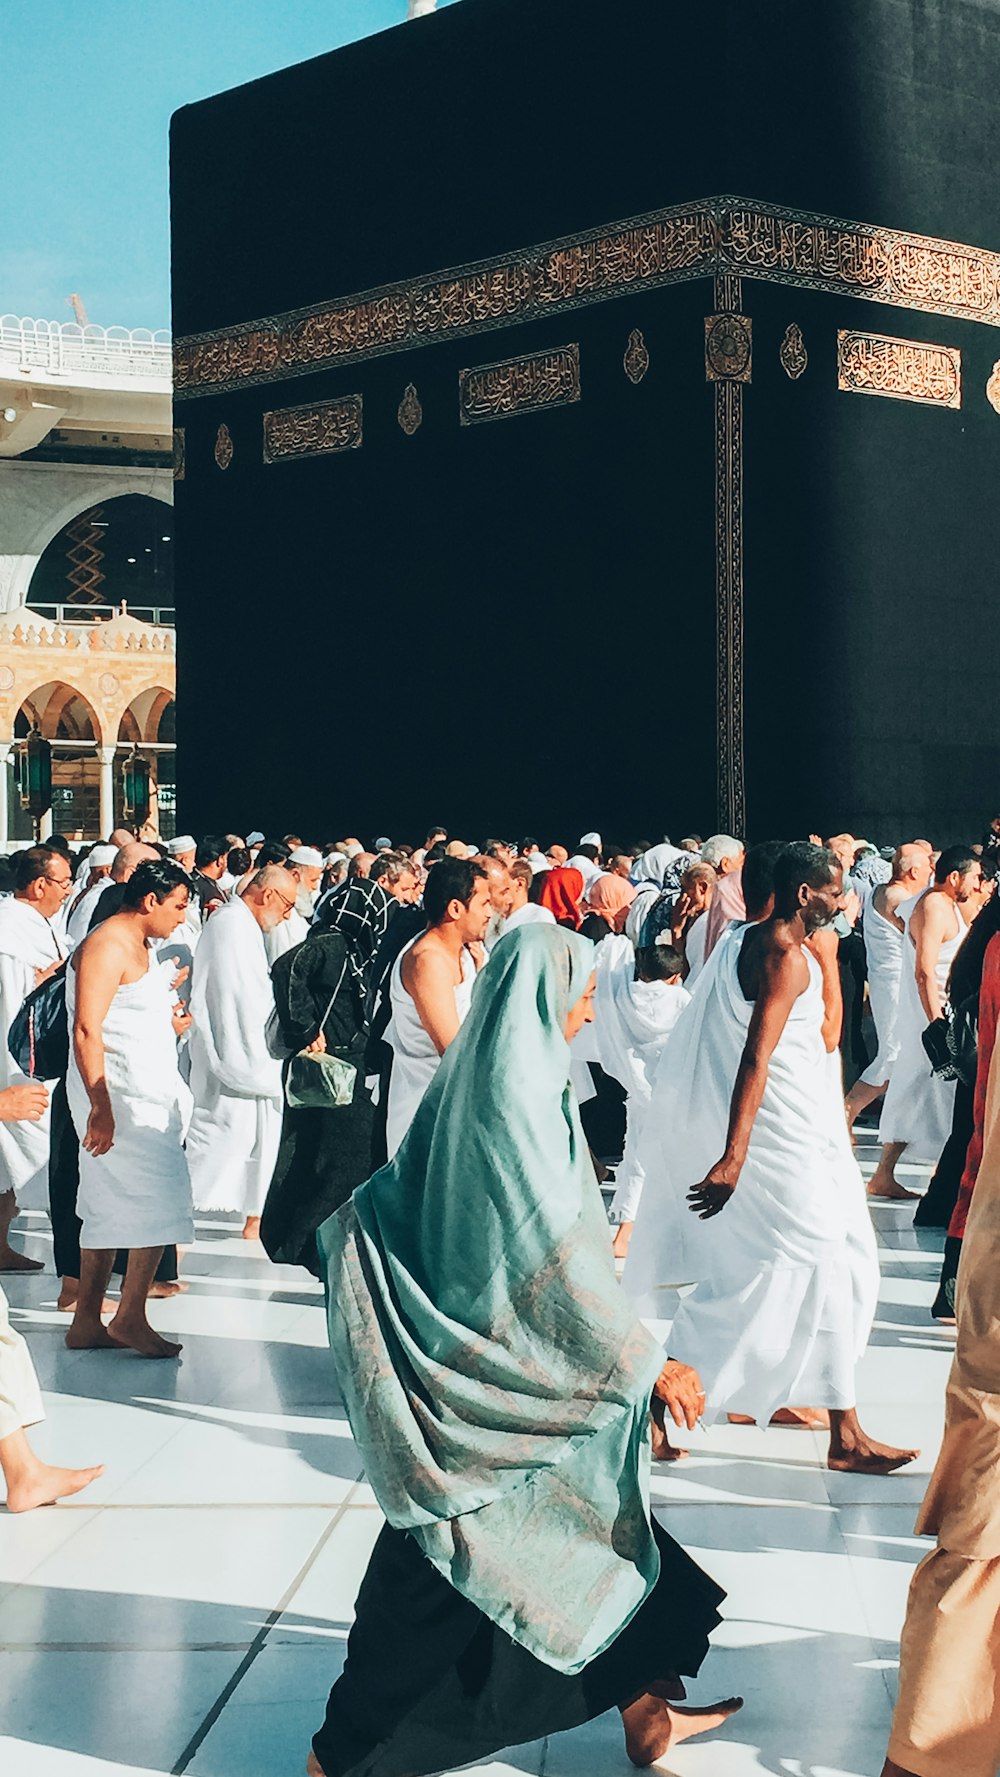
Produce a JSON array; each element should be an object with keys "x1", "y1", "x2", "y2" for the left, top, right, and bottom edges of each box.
[
  {"x1": 306, "y1": 1756, "x2": 325, "y2": 1777},
  {"x1": 1, "y1": 1425, "x2": 104, "y2": 1512},
  {"x1": 844, "y1": 1077, "x2": 885, "y2": 1131},
  {"x1": 108, "y1": 1248, "x2": 181, "y2": 1358},
  {"x1": 880, "y1": 1762, "x2": 919, "y2": 1777},
  {"x1": 867, "y1": 1141, "x2": 918, "y2": 1200},
  {"x1": 650, "y1": 1395, "x2": 687, "y2": 1462},
  {"x1": 66, "y1": 1250, "x2": 119, "y2": 1349},
  {"x1": 612, "y1": 1220, "x2": 633, "y2": 1259},
  {"x1": 242, "y1": 1215, "x2": 261, "y2": 1241},
  {"x1": 0, "y1": 1188, "x2": 43, "y2": 1272},
  {"x1": 620, "y1": 1679, "x2": 743, "y2": 1765},
  {"x1": 56, "y1": 1277, "x2": 117, "y2": 1315},
  {"x1": 828, "y1": 1407, "x2": 918, "y2": 1474}
]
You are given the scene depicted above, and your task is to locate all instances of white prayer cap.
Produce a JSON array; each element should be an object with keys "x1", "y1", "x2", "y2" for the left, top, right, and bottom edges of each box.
[
  {"x1": 246, "y1": 830, "x2": 265, "y2": 847},
  {"x1": 287, "y1": 845, "x2": 324, "y2": 868},
  {"x1": 374, "y1": 836, "x2": 392, "y2": 852},
  {"x1": 87, "y1": 845, "x2": 117, "y2": 869},
  {"x1": 579, "y1": 831, "x2": 602, "y2": 847},
  {"x1": 528, "y1": 853, "x2": 550, "y2": 874},
  {"x1": 167, "y1": 834, "x2": 196, "y2": 856}
]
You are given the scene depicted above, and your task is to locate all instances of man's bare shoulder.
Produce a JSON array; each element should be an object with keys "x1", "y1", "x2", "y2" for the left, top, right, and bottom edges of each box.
[
  {"x1": 404, "y1": 931, "x2": 452, "y2": 973},
  {"x1": 737, "y1": 922, "x2": 808, "y2": 999},
  {"x1": 75, "y1": 915, "x2": 133, "y2": 964},
  {"x1": 913, "y1": 889, "x2": 952, "y2": 935}
]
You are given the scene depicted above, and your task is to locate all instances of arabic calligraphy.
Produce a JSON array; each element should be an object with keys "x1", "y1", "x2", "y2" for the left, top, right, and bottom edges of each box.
[
  {"x1": 837, "y1": 332, "x2": 961, "y2": 408},
  {"x1": 213, "y1": 424, "x2": 233, "y2": 471},
  {"x1": 459, "y1": 345, "x2": 580, "y2": 425},
  {"x1": 779, "y1": 324, "x2": 808, "y2": 380},
  {"x1": 175, "y1": 198, "x2": 1000, "y2": 401},
  {"x1": 262, "y1": 396, "x2": 363, "y2": 464}
]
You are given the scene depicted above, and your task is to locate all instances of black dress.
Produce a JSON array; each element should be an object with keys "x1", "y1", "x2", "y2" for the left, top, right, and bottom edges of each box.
[
  {"x1": 313, "y1": 1517, "x2": 725, "y2": 1777},
  {"x1": 260, "y1": 931, "x2": 374, "y2": 1275}
]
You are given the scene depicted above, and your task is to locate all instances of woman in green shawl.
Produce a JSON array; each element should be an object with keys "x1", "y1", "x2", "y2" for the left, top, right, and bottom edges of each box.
[{"x1": 309, "y1": 923, "x2": 738, "y2": 1777}]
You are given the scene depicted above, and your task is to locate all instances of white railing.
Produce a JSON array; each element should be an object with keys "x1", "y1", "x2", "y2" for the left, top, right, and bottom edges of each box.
[
  {"x1": 0, "y1": 315, "x2": 172, "y2": 381},
  {"x1": 27, "y1": 601, "x2": 175, "y2": 628}
]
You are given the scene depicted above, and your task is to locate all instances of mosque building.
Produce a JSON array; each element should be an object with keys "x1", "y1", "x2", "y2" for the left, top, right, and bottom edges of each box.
[{"x1": 0, "y1": 310, "x2": 176, "y2": 845}]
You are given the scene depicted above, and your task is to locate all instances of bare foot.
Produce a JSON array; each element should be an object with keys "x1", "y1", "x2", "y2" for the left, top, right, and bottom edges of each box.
[
  {"x1": 306, "y1": 1755, "x2": 326, "y2": 1777},
  {"x1": 0, "y1": 1247, "x2": 44, "y2": 1273},
  {"x1": 108, "y1": 1315, "x2": 182, "y2": 1359},
  {"x1": 147, "y1": 1280, "x2": 188, "y2": 1298},
  {"x1": 867, "y1": 1178, "x2": 919, "y2": 1201},
  {"x1": 5, "y1": 1461, "x2": 105, "y2": 1513},
  {"x1": 57, "y1": 1283, "x2": 117, "y2": 1315},
  {"x1": 621, "y1": 1689, "x2": 743, "y2": 1765},
  {"x1": 650, "y1": 1419, "x2": 688, "y2": 1462},
  {"x1": 771, "y1": 1407, "x2": 830, "y2": 1429},
  {"x1": 612, "y1": 1221, "x2": 633, "y2": 1260},
  {"x1": 728, "y1": 1413, "x2": 756, "y2": 1424},
  {"x1": 242, "y1": 1216, "x2": 262, "y2": 1241},
  {"x1": 65, "y1": 1321, "x2": 120, "y2": 1350},
  {"x1": 828, "y1": 1433, "x2": 919, "y2": 1474}
]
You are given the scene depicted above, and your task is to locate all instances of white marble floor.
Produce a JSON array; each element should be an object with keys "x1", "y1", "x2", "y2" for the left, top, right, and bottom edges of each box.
[{"x1": 0, "y1": 1133, "x2": 950, "y2": 1777}]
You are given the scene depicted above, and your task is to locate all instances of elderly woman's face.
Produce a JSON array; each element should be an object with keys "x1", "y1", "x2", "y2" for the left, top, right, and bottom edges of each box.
[{"x1": 563, "y1": 974, "x2": 596, "y2": 1043}]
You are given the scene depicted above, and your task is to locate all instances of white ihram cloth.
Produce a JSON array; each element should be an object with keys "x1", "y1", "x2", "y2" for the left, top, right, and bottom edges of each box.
[
  {"x1": 859, "y1": 892, "x2": 904, "y2": 1087},
  {"x1": 0, "y1": 1281, "x2": 44, "y2": 1440},
  {"x1": 503, "y1": 903, "x2": 555, "y2": 935},
  {"x1": 186, "y1": 897, "x2": 283, "y2": 1217},
  {"x1": 683, "y1": 911, "x2": 710, "y2": 988},
  {"x1": 66, "y1": 877, "x2": 114, "y2": 949},
  {"x1": 66, "y1": 951, "x2": 193, "y2": 1250},
  {"x1": 385, "y1": 940, "x2": 477, "y2": 1159},
  {"x1": 0, "y1": 899, "x2": 65, "y2": 1209},
  {"x1": 595, "y1": 936, "x2": 691, "y2": 1223},
  {"x1": 879, "y1": 892, "x2": 968, "y2": 1164},
  {"x1": 265, "y1": 905, "x2": 311, "y2": 966},
  {"x1": 624, "y1": 926, "x2": 876, "y2": 1426}
]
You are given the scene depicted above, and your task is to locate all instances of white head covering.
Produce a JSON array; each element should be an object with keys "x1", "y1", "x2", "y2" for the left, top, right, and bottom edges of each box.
[
  {"x1": 167, "y1": 834, "x2": 196, "y2": 856},
  {"x1": 579, "y1": 831, "x2": 602, "y2": 848},
  {"x1": 287, "y1": 845, "x2": 324, "y2": 868}
]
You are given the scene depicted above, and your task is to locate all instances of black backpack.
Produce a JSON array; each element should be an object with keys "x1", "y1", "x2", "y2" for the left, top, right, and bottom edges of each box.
[{"x1": 8, "y1": 963, "x2": 69, "y2": 1081}]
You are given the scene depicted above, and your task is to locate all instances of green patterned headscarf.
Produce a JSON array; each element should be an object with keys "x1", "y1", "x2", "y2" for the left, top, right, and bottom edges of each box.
[{"x1": 319, "y1": 922, "x2": 665, "y2": 1675}]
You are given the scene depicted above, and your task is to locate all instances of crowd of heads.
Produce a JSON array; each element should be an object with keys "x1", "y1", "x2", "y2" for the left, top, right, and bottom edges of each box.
[{"x1": 0, "y1": 818, "x2": 994, "y2": 951}]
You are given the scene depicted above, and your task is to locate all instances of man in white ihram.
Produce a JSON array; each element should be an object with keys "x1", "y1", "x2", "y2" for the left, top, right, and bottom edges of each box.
[
  {"x1": 625, "y1": 842, "x2": 916, "y2": 1474},
  {"x1": 0, "y1": 846, "x2": 72, "y2": 1272},
  {"x1": 187, "y1": 866, "x2": 297, "y2": 1240}
]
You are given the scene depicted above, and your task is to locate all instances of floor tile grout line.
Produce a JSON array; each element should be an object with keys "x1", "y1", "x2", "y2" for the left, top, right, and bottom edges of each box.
[{"x1": 171, "y1": 1480, "x2": 364, "y2": 1774}]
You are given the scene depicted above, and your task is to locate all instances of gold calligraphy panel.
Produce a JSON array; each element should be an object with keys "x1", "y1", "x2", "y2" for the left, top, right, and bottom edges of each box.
[
  {"x1": 459, "y1": 344, "x2": 580, "y2": 425},
  {"x1": 175, "y1": 199, "x2": 1000, "y2": 401},
  {"x1": 262, "y1": 395, "x2": 363, "y2": 464},
  {"x1": 836, "y1": 331, "x2": 961, "y2": 408}
]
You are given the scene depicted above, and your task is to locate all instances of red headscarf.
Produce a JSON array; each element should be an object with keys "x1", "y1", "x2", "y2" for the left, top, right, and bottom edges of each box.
[
  {"x1": 584, "y1": 872, "x2": 637, "y2": 934},
  {"x1": 537, "y1": 866, "x2": 585, "y2": 929}
]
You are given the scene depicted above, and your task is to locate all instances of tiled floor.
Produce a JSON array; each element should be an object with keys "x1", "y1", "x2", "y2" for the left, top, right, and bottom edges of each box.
[{"x1": 0, "y1": 1133, "x2": 948, "y2": 1776}]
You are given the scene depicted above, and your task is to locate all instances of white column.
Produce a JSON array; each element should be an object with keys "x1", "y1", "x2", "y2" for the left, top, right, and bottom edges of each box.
[
  {"x1": 39, "y1": 808, "x2": 52, "y2": 843},
  {"x1": 0, "y1": 743, "x2": 11, "y2": 851},
  {"x1": 407, "y1": 0, "x2": 437, "y2": 15},
  {"x1": 98, "y1": 744, "x2": 116, "y2": 839}
]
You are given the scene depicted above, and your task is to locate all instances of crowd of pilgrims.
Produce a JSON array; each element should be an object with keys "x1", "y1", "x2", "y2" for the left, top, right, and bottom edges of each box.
[{"x1": 2, "y1": 817, "x2": 999, "y2": 1777}]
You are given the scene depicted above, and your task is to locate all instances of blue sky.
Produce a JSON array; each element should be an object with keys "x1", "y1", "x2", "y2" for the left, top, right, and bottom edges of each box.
[{"x1": 0, "y1": 1, "x2": 459, "y2": 333}]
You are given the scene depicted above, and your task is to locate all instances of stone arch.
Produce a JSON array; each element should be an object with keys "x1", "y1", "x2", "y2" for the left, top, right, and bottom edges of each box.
[
  {"x1": 16, "y1": 678, "x2": 104, "y2": 744},
  {"x1": 0, "y1": 469, "x2": 173, "y2": 612},
  {"x1": 27, "y1": 492, "x2": 174, "y2": 617},
  {"x1": 117, "y1": 683, "x2": 173, "y2": 744}
]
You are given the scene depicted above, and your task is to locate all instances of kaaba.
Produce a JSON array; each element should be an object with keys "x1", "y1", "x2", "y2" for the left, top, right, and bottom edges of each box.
[{"x1": 170, "y1": 0, "x2": 1000, "y2": 846}]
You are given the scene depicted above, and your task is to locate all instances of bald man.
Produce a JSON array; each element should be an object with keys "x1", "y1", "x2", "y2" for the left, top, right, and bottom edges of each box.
[{"x1": 845, "y1": 845, "x2": 935, "y2": 1133}]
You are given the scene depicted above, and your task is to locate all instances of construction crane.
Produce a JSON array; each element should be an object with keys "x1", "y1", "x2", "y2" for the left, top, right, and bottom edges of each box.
[{"x1": 67, "y1": 293, "x2": 89, "y2": 326}]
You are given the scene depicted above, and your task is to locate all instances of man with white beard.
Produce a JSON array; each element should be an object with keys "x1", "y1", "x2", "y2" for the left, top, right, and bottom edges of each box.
[
  {"x1": 187, "y1": 866, "x2": 296, "y2": 1239},
  {"x1": 265, "y1": 847, "x2": 324, "y2": 965},
  {"x1": 0, "y1": 848, "x2": 73, "y2": 1270}
]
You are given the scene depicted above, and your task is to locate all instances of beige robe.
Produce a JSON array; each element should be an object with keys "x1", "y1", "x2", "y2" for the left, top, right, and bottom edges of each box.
[{"x1": 888, "y1": 1033, "x2": 1000, "y2": 1777}]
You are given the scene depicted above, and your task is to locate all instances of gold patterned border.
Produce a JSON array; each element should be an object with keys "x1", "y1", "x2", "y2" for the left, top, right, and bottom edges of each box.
[
  {"x1": 459, "y1": 344, "x2": 580, "y2": 425},
  {"x1": 174, "y1": 196, "x2": 1000, "y2": 401},
  {"x1": 836, "y1": 330, "x2": 961, "y2": 408},
  {"x1": 262, "y1": 394, "x2": 363, "y2": 464}
]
